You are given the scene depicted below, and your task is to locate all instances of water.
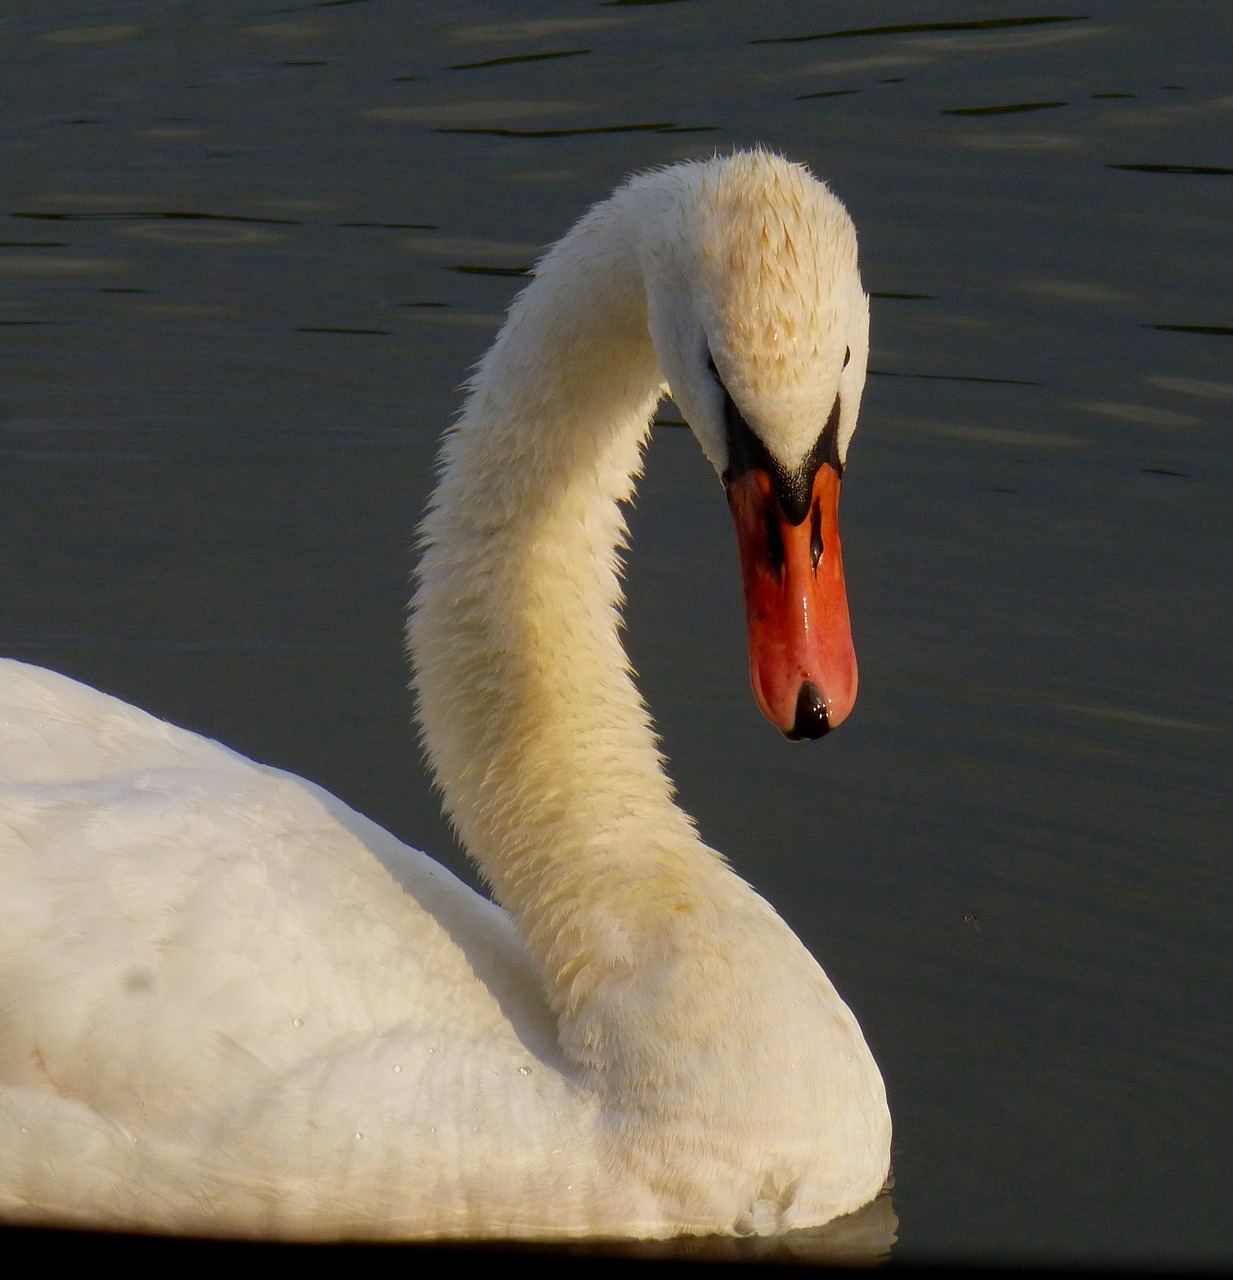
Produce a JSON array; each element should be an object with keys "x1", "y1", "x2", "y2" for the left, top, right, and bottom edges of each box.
[{"x1": 2, "y1": 1, "x2": 1230, "y2": 1266}]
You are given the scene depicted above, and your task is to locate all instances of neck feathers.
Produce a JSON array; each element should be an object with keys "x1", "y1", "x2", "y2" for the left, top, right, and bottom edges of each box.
[{"x1": 409, "y1": 191, "x2": 714, "y2": 1008}]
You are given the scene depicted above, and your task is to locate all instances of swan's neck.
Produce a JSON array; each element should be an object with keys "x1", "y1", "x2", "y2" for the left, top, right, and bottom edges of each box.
[{"x1": 410, "y1": 194, "x2": 734, "y2": 1034}]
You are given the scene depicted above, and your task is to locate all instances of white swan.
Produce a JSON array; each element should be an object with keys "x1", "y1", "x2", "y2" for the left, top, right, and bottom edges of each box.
[{"x1": 0, "y1": 151, "x2": 890, "y2": 1243}]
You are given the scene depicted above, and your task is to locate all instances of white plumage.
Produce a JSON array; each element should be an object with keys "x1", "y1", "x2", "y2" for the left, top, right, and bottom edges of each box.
[{"x1": 0, "y1": 152, "x2": 890, "y2": 1242}]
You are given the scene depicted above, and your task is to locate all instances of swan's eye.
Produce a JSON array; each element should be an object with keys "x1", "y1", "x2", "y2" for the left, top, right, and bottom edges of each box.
[
  {"x1": 810, "y1": 500, "x2": 823, "y2": 573},
  {"x1": 842, "y1": 346, "x2": 851, "y2": 369}
]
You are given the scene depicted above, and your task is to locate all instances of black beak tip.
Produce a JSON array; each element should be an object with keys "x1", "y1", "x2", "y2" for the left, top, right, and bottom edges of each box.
[{"x1": 785, "y1": 681, "x2": 831, "y2": 741}]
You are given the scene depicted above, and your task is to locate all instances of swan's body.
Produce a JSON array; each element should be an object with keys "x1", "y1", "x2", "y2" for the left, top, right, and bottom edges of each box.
[{"x1": 0, "y1": 152, "x2": 890, "y2": 1241}]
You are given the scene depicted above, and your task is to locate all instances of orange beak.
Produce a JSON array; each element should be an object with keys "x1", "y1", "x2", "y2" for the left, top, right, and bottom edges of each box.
[{"x1": 726, "y1": 462, "x2": 857, "y2": 738}]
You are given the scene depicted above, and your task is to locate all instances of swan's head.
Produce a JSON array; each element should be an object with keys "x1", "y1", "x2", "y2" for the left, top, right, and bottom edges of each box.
[{"x1": 635, "y1": 152, "x2": 869, "y2": 739}]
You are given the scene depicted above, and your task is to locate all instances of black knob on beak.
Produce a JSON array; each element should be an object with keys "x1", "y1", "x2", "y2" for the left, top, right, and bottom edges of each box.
[{"x1": 786, "y1": 681, "x2": 830, "y2": 741}]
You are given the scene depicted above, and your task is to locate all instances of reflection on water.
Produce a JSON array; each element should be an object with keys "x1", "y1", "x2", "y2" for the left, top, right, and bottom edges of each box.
[
  {"x1": 2, "y1": 0, "x2": 1231, "y2": 1266},
  {"x1": 470, "y1": 1188, "x2": 897, "y2": 1265}
]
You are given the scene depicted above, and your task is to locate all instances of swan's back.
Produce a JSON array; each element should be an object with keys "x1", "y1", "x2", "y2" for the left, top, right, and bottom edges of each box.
[{"x1": 0, "y1": 658, "x2": 625, "y2": 1237}]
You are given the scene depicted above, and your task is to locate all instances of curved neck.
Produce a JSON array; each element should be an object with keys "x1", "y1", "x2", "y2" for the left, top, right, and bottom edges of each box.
[{"x1": 409, "y1": 195, "x2": 720, "y2": 1014}]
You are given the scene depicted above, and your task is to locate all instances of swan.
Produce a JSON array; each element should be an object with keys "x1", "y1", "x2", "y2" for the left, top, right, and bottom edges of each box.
[{"x1": 0, "y1": 150, "x2": 890, "y2": 1242}]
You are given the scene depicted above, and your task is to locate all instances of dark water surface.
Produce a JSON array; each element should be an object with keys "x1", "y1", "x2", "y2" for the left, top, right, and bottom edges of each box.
[{"x1": 3, "y1": 0, "x2": 1231, "y2": 1267}]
